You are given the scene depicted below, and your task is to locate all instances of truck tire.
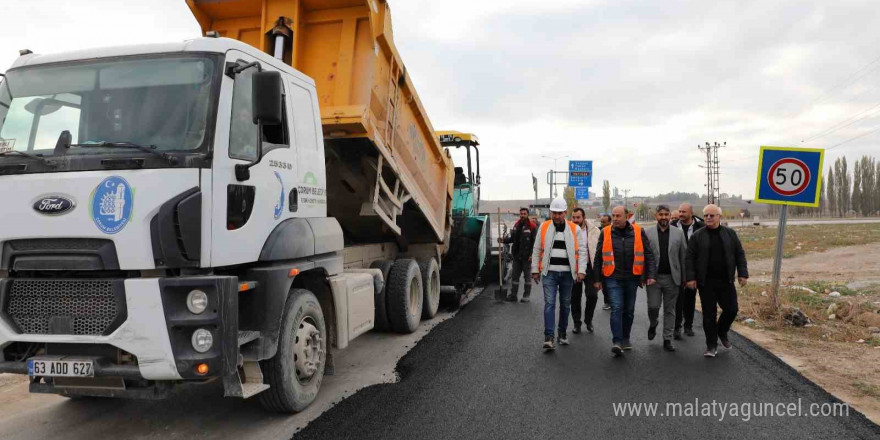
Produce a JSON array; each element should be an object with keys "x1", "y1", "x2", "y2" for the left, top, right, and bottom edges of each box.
[
  {"x1": 369, "y1": 260, "x2": 394, "y2": 331},
  {"x1": 386, "y1": 259, "x2": 423, "y2": 333},
  {"x1": 418, "y1": 258, "x2": 440, "y2": 319},
  {"x1": 259, "y1": 288, "x2": 326, "y2": 414}
]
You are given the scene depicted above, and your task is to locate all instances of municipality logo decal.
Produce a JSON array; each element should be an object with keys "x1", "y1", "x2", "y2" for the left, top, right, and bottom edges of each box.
[
  {"x1": 91, "y1": 176, "x2": 133, "y2": 234},
  {"x1": 274, "y1": 171, "x2": 285, "y2": 220}
]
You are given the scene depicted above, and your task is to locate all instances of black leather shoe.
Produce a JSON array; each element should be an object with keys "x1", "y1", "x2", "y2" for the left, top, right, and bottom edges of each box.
[
  {"x1": 664, "y1": 340, "x2": 676, "y2": 351},
  {"x1": 685, "y1": 328, "x2": 695, "y2": 337},
  {"x1": 673, "y1": 330, "x2": 683, "y2": 340},
  {"x1": 572, "y1": 323, "x2": 582, "y2": 334},
  {"x1": 586, "y1": 323, "x2": 594, "y2": 333},
  {"x1": 648, "y1": 325, "x2": 657, "y2": 341}
]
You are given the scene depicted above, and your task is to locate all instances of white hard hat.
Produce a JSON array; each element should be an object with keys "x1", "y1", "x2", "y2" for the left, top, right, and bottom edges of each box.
[{"x1": 549, "y1": 197, "x2": 567, "y2": 212}]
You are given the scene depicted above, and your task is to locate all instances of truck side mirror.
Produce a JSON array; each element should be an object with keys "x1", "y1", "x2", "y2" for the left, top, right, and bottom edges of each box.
[
  {"x1": 252, "y1": 71, "x2": 283, "y2": 125},
  {"x1": 235, "y1": 70, "x2": 283, "y2": 182}
]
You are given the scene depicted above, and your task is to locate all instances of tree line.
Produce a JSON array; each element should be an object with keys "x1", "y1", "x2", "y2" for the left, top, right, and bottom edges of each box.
[{"x1": 767, "y1": 154, "x2": 879, "y2": 217}]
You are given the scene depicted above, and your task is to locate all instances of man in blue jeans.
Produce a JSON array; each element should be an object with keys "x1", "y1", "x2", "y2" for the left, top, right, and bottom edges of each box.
[
  {"x1": 531, "y1": 197, "x2": 587, "y2": 351},
  {"x1": 593, "y1": 206, "x2": 656, "y2": 356}
]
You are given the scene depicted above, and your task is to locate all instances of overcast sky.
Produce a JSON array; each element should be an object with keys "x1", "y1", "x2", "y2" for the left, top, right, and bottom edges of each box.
[{"x1": 3, "y1": 0, "x2": 880, "y2": 201}]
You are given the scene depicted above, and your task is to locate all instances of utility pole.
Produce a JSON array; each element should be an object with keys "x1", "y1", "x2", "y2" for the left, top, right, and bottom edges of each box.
[{"x1": 698, "y1": 142, "x2": 725, "y2": 205}]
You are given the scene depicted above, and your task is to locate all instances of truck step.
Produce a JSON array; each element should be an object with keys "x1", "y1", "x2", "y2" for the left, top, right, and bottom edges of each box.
[
  {"x1": 224, "y1": 360, "x2": 270, "y2": 399},
  {"x1": 238, "y1": 330, "x2": 261, "y2": 346},
  {"x1": 240, "y1": 382, "x2": 271, "y2": 399}
]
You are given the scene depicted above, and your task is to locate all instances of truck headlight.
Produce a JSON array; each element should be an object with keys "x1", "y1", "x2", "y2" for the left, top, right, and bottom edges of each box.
[
  {"x1": 191, "y1": 328, "x2": 213, "y2": 353},
  {"x1": 186, "y1": 290, "x2": 208, "y2": 315}
]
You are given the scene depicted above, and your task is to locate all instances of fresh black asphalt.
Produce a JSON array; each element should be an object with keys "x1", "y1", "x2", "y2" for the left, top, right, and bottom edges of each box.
[{"x1": 295, "y1": 284, "x2": 880, "y2": 440}]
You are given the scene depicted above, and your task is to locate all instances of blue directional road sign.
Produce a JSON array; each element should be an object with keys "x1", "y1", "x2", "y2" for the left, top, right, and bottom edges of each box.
[
  {"x1": 568, "y1": 160, "x2": 593, "y2": 187},
  {"x1": 574, "y1": 187, "x2": 590, "y2": 200},
  {"x1": 754, "y1": 146, "x2": 824, "y2": 207}
]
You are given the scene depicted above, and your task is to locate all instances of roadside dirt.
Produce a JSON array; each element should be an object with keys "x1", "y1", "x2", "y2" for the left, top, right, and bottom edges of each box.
[
  {"x1": 720, "y1": 242, "x2": 880, "y2": 425},
  {"x1": 749, "y1": 242, "x2": 880, "y2": 284}
]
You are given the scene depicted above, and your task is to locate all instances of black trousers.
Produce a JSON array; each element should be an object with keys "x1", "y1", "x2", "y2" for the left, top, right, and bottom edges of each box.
[
  {"x1": 698, "y1": 280, "x2": 739, "y2": 350},
  {"x1": 675, "y1": 285, "x2": 697, "y2": 331},
  {"x1": 571, "y1": 274, "x2": 598, "y2": 326}
]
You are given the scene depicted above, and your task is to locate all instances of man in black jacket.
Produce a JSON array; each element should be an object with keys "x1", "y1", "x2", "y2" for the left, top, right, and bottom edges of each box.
[
  {"x1": 671, "y1": 202, "x2": 705, "y2": 338},
  {"x1": 593, "y1": 206, "x2": 656, "y2": 356},
  {"x1": 685, "y1": 204, "x2": 748, "y2": 358},
  {"x1": 502, "y1": 208, "x2": 537, "y2": 302}
]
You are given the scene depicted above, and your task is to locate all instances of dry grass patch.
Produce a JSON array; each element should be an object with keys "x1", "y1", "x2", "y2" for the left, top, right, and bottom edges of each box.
[{"x1": 736, "y1": 223, "x2": 880, "y2": 261}]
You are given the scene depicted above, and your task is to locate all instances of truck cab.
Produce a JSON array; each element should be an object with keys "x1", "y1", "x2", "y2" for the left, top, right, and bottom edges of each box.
[{"x1": 0, "y1": 38, "x2": 384, "y2": 412}]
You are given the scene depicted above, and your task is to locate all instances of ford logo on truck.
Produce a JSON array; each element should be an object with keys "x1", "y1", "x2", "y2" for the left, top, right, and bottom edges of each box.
[{"x1": 33, "y1": 196, "x2": 76, "y2": 216}]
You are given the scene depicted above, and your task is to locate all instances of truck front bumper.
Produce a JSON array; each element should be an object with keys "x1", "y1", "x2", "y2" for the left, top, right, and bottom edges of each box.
[{"x1": 0, "y1": 276, "x2": 238, "y2": 381}]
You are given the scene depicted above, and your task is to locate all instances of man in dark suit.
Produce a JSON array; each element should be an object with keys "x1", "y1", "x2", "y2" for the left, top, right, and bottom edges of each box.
[
  {"x1": 671, "y1": 202, "x2": 704, "y2": 338},
  {"x1": 685, "y1": 204, "x2": 748, "y2": 358}
]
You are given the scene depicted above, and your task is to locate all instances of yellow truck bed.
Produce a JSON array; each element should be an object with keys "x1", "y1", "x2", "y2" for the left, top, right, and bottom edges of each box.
[{"x1": 187, "y1": 0, "x2": 453, "y2": 244}]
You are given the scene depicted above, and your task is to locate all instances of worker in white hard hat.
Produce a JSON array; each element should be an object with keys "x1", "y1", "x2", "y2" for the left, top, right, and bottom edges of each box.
[{"x1": 531, "y1": 197, "x2": 587, "y2": 351}]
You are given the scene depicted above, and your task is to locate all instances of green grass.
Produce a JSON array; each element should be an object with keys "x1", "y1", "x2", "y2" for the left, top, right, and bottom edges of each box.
[
  {"x1": 800, "y1": 281, "x2": 861, "y2": 297},
  {"x1": 786, "y1": 287, "x2": 831, "y2": 310},
  {"x1": 853, "y1": 381, "x2": 880, "y2": 398}
]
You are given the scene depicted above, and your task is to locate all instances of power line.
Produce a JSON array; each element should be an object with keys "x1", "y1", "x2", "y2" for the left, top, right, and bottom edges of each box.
[
  {"x1": 826, "y1": 125, "x2": 880, "y2": 150},
  {"x1": 801, "y1": 100, "x2": 880, "y2": 143},
  {"x1": 806, "y1": 51, "x2": 880, "y2": 107},
  {"x1": 773, "y1": 49, "x2": 880, "y2": 144}
]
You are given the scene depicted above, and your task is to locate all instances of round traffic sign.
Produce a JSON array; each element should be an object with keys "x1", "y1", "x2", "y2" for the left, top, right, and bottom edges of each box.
[{"x1": 767, "y1": 158, "x2": 811, "y2": 196}]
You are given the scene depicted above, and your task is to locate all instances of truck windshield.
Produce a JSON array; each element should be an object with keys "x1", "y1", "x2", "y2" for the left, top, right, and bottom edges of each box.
[{"x1": 0, "y1": 54, "x2": 220, "y2": 160}]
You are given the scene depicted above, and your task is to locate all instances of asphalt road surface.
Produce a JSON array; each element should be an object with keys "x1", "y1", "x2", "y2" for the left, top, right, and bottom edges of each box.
[{"x1": 297, "y1": 283, "x2": 880, "y2": 440}]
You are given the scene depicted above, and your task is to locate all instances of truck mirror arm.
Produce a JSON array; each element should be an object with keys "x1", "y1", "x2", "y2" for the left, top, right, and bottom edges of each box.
[
  {"x1": 235, "y1": 125, "x2": 264, "y2": 182},
  {"x1": 225, "y1": 61, "x2": 262, "y2": 78}
]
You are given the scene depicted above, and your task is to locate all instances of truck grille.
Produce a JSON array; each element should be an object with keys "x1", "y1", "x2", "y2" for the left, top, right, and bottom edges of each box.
[{"x1": 3, "y1": 279, "x2": 126, "y2": 336}]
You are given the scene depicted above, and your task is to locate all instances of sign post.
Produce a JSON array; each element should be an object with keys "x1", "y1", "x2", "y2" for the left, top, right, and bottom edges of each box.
[{"x1": 754, "y1": 146, "x2": 824, "y2": 310}]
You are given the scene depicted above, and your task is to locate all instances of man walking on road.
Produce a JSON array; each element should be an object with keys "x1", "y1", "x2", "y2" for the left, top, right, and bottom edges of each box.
[
  {"x1": 598, "y1": 214, "x2": 613, "y2": 310},
  {"x1": 502, "y1": 207, "x2": 537, "y2": 302},
  {"x1": 671, "y1": 202, "x2": 705, "y2": 339},
  {"x1": 532, "y1": 198, "x2": 587, "y2": 351},
  {"x1": 644, "y1": 205, "x2": 688, "y2": 352},
  {"x1": 593, "y1": 206, "x2": 656, "y2": 356},
  {"x1": 570, "y1": 208, "x2": 600, "y2": 334},
  {"x1": 685, "y1": 204, "x2": 749, "y2": 358}
]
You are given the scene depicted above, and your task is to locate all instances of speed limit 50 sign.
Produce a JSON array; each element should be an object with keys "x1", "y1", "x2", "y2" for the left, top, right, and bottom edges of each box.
[{"x1": 754, "y1": 146, "x2": 825, "y2": 207}]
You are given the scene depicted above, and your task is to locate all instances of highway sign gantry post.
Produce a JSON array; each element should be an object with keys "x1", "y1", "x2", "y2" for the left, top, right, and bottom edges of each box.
[{"x1": 755, "y1": 146, "x2": 825, "y2": 310}]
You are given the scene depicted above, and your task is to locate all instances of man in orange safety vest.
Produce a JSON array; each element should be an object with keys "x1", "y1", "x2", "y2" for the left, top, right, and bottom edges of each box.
[{"x1": 593, "y1": 206, "x2": 656, "y2": 357}]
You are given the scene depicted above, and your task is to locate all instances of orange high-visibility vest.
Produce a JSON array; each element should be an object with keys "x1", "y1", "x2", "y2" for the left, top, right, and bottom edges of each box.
[
  {"x1": 601, "y1": 224, "x2": 644, "y2": 277},
  {"x1": 538, "y1": 220, "x2": 579, "y2": 273}
]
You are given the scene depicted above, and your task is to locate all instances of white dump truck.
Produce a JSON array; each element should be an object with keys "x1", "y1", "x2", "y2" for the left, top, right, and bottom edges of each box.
[{"x1": 0, "y1": 0, "x2": 458, "y2": 413}]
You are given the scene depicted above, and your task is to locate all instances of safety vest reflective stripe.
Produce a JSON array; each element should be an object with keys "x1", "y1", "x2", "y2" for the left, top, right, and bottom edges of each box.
[
  {"x1": 601, "y1": 224, "x2": 645, "y2": 276},
  {"x1": 538, "y1": 220, "x2": 579, "y2": 273}
]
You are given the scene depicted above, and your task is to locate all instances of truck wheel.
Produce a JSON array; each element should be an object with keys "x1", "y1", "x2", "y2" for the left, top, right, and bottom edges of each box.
[
  {"x1": 259, "y1": 288, "x2": 326, "y2": 414},
  {"x1": 419, "y1": 258, "x2": 441, "y2": 319},
  {"x1": 386, "y1": 259, "x2": 423, "y2": 333},
  {"x1": 369, "y1": 260, "x2": 394, "y2": 331}
]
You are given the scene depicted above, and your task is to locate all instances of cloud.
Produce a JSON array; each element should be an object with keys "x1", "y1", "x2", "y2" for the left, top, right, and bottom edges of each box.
[{"x1": 3, "y1": 0, "x2": 880, "y2": 201}]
